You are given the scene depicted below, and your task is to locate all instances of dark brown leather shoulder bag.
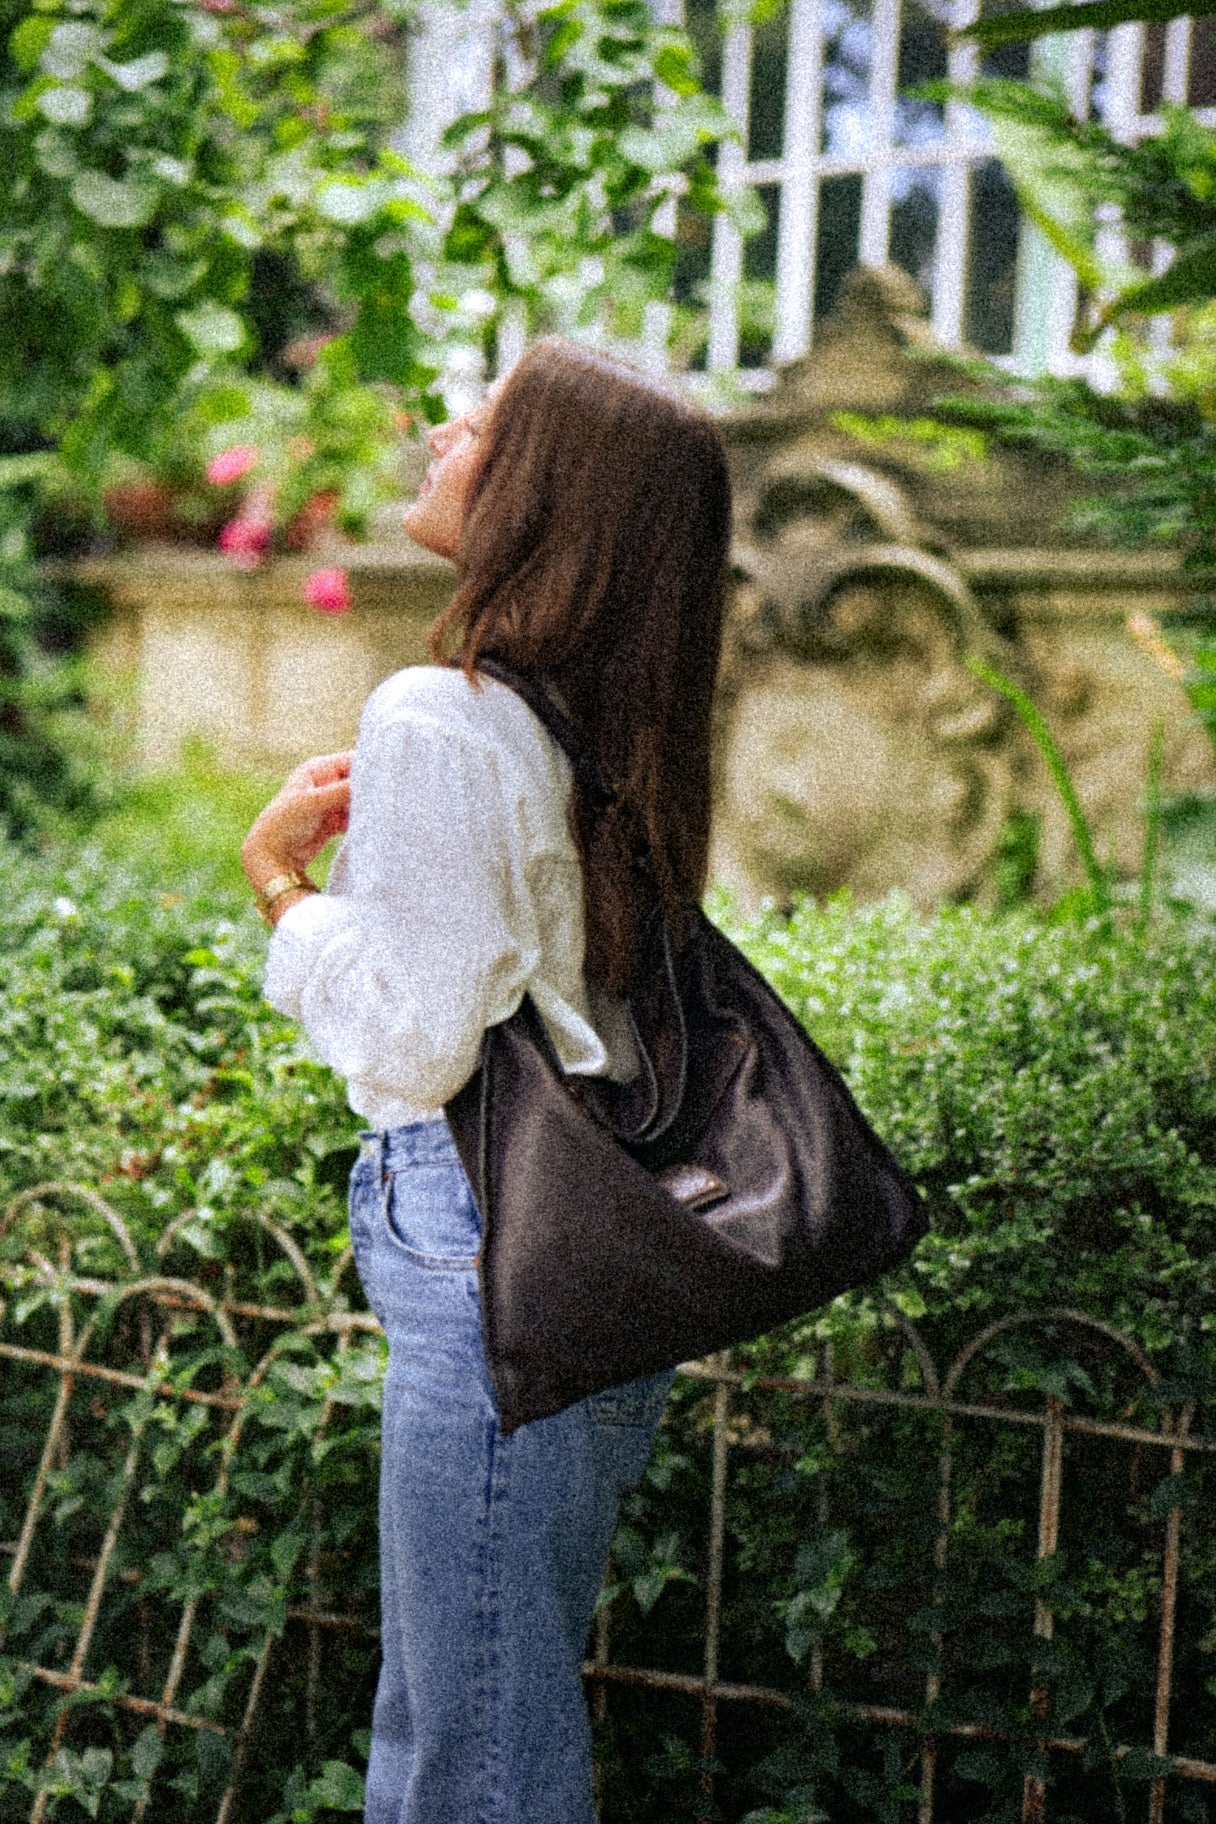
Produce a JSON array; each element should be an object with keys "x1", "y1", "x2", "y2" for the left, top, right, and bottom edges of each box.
[{"x1": 445, "y1": 661, "x2": 929, "y2": 1433}]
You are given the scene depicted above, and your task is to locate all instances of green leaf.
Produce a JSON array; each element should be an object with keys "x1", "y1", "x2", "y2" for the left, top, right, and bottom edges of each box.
[
  {"x1": 315, "y1": 179, "x2": 386, "y2": 225},
  {"x1": 959, "y1": 0, "x2": 1216, "y2": 51},
  {"x1": 983, "y1": 110, "x2": 1110, "y2": 294},
  {"x1": 652, "y1": 41, "x2": 700, "y2": 96},
  {"x1": 304, "y1": 1760, "x2": 364, "y2": 1810},
  {"x1": 36, "y1": 84, "x2": 92, "y2": 127},
  {"x1": 966, "y1": 656, "x2": 1111, "y2": 916},
  {"x1": 1118, "y1": 1747, "x2": 1178, "y2": 1780},
  {"x1": 71, "y1": 169, "x2": 158, "y2": 228},
  {"x1": 130, "y1": 1727, "x2": 163, "y2": 1782},
  {"x1": 617, "y1": 92, "x2": 733, "y2": 171},
  {"x1": 33, "y1": 127, "x2": 78, "y2": 176},
  {"x1": 9, "y1": 15, "x2": 55, "y2": 72},
  {"x1": 1100, "y1": 231, "x2": 1216, "y2": 323},
  {"x1": 40, "y1": 20, "x2": 103, "y2": 79},
  {"x1": 103, "y1": 50, "x2": 168, "y2": 91},
  {"x1": 175, "y1": 301, "x2": 247, "y2": 356},
  {"x1": 720, "y1": 181, "x2": 767, "y2": 238},
  {"x1": 1148, "y1": 1469, "x2": 1202, "y2": 1517}
]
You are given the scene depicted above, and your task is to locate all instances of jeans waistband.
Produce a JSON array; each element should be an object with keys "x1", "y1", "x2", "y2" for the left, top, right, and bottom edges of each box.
[{"x1": 359, "y1": 1118, "x2": 458, "y2": 1173}]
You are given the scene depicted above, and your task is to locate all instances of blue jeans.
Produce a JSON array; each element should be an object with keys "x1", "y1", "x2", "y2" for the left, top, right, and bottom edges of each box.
[{"x1": 349, "y1": 1120, "x2": 672, "y2": 1824}]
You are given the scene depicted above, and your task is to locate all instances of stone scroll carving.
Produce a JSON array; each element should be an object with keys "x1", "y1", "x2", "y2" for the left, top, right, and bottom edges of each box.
[
  {"x1": 712, "y1": 454, "x2": 1018, "y2": 907},
  {"x1": 710, "y1": 263, "x2": 1216, "y2": 911}
]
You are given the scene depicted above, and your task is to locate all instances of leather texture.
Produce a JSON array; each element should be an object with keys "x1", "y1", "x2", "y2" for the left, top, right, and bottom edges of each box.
[{"x1": 445, "y1": 662, "x2": 930, "y2": 1433}]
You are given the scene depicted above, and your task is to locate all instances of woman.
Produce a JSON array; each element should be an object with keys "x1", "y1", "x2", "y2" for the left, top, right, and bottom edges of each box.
[{"x1": 241, "y1": 337, "x2": 732, "y2": 1824}]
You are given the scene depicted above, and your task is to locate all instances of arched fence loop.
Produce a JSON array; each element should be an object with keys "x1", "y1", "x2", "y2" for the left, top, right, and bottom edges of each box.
[{"x1": 3, "y1": 1187, "x2": 1215, "y2": 1823}]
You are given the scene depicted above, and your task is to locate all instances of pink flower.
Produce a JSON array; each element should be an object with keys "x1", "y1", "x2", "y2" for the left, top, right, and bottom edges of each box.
[
  {"x1": 302, "y1": 566, "x2": 352, "y2": 614},
  {"x1": 206, "y1": 444, "x2": 259, "y2": 487},
  {"x1": 219, "y1": 513, "x2": 271, "y2": 570}
]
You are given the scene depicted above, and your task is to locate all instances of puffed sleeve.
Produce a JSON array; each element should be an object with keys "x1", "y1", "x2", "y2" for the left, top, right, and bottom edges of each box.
[{"x1": 263, "y1": 700, "x2": 541, "y2": 1110}]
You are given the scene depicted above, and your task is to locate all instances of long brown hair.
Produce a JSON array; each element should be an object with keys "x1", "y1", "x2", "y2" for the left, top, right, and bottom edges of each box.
[{"x1": 428, "y1": 337, "x2": 732, "y2": 995}]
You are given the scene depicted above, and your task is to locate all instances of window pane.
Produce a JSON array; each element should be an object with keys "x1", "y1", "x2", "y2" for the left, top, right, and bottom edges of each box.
[
  {"x1": 965, "y1": 158, "x2": 1019, "y2": 354},
  {"x1": 1140, "y1": 20, "x2": 1167, "y2": 112},
  {"x1": 683, "y1": 0, "x2": 722, "y2": 112},
  {"x1": 895, "y1": 0, "x2": 948, "y2": 147},
  {"x1": 1189, "y1": 16, "x2": 1216, "y2": 105},
  {"x1": 890, "y1": 165, "x2": 941, "y2": 301},
  {"x1": 977, "y1": 0, "x2": 1030, "y2": 89},
  {"x1": 749, "y1": 8, "x2": 789, "y2": 160},
  {"x1": 815, "y1": 174, "x2": 863, "y2": 320},
  {"x1": 742, "y1": 183, "x2": 780, "y2": 366},
  {"x1": 821, "y1": 0, "x2": 874, "y2": 156}
]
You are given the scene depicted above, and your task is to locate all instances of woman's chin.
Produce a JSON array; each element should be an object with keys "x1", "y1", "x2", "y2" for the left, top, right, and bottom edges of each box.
[{"x1": 401, "y1": 505, "x2": 450, "y2": 558}]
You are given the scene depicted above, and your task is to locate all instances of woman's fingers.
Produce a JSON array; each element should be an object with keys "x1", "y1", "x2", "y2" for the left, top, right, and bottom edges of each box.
[
  {"x1": 311, "y1": 777, "x2": 352, "y2": 841},
  {"x1": 242, "y1": 776, "x2": 351, "y2": 884},
  {"x1": 283, "y1": 750, "x2": 354, "y2": 792}
]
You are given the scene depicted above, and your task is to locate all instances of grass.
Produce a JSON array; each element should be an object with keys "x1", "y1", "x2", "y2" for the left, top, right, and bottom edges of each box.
[{"x1": 82, "y1": 738, "x2": 340, "y2": 896}]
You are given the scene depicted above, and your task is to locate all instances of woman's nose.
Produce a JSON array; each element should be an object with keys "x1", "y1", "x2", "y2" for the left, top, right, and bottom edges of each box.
[{"x1": 427, "y1": 420, "x2": 460, "y2": 456}]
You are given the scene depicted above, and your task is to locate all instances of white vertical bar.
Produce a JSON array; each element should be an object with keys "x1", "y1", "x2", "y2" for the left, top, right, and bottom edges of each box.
[
  {"x1": 772, "y1": 0, "x2": 823, "y2": 361},
  {"x1": 933, "y1": 0, "x2": 979, "y2": 345},
  {"x1": 402, "y1": 0, "x2": 496, "y2": 173},
  {"x1": 932, "y1": 165, "x2": 968, "y2": 344},
  {"x1": 1050, "y1": 30, "x2": 1094, "y2": 366},
  {"x1": 859, "y1": 0, "x2": 899, "y2": 266},
  {"x1": 1102, "y1": 21, "x2": 1144, "y2": 140},
  {"x1": 642, "y1": 0, "x2": 686, "y2": 365},
  {"x1": 1012, "y1": 25, "x2": 1094, "y2": 374},
  {"x1": 1086, "y1": 24, "x2": 1142, "y2": 385},
  {"x1": 1144, "y1": 19, "x2": 1190, "y2": 375},
  {"x1": 1162, "y1": 17, "x2": 1190, "y2": 103},
  {"x1": 707, "y1": 22, "x2": 753, "y2": 371},
  {"x1": 496, "y1": 300, "x2": 527, "y2": 375},
  {"x1": 1065, "y1": 25, "x2": 1094, "y2": 115}
]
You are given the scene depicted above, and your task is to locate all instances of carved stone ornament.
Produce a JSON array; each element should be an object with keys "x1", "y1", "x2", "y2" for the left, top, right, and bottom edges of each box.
[
  {"x1": 711, "y1": 264, "x2": 1216, "y2": 909},
  {"x1": 715, "y1": 456, "x2": 1016, "y2": 906}
]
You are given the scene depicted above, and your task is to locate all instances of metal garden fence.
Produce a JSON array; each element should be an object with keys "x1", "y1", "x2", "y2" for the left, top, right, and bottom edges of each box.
[{"x1": 2, "y1": 1181, "x2": 1212, "y2": 1824}]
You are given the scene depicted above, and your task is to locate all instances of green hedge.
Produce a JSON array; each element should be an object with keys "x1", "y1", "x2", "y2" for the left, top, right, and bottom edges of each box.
[{"x1": 1, "y1": 850, "x2": 1214, "y2": 1822}]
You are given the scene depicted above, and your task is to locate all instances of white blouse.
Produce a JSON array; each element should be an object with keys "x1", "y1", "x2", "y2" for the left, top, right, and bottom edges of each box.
[{"x1": 264, "y1": 664, "x2": 634, "y2": 1130}]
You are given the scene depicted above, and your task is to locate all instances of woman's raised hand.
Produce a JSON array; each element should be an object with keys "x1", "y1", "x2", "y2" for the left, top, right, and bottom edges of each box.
[{"x1": 241, "y1": 751, "x2": 353, "y2": 892}]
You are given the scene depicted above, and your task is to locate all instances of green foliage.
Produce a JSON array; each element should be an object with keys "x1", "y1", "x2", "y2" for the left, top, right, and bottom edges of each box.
[
  {"x1": 83, "y1": 741, "x2": 288, "y2": 895},
  {"x1": 1, "y1": 827, "x2": 1215, "y2": 1818},
  {"x1": 0, "y1": 0, "x2": 425, "y2": 487},
  {"x1": 966, "y1": 655, "x2": 1113, "y2": 919},
  {"x1": 927, "y1": 83, "x2": 1216, "y2": 577},
  {"x1": 959, "y1": 0, "x2": 1216, "y2": 54},
  {"x1": 0, "y1": 0, "x2": 425, "y2": 836},
  {"x1": 0, "y1": 474, "x2": 107, "y2": 839},
  {"x1": 937, "y1": 371, "x2": 1216, "y2": 562},
  {"x1": 828, "y1": 413, "x2": 989, "y2": 473},
  {"x1": 439, "y1": 0, "x2": 756, "y2": 345},
  {"x1": 0, "y1": 0, "x2": 749, "y2": 838},
  {"x1": 948, "y1": 87, "x2": 1216, "y2": 339},
  {"x1": 727, "y1": 892, "x2": 1216, "y2": 1356}
]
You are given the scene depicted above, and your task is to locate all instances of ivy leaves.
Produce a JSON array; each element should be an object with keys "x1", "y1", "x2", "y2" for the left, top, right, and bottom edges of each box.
[
  {"x1": 1, "y1": 0, "x2": 427, "y2": 484},
  {"x1": 441, "y1": 0, "x2": 754, "y2": 341}
]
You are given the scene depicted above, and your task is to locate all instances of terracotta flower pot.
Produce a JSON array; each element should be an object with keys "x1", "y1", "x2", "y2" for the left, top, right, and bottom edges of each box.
[
  {"x1": 103, "y1": 481, "x2": 226, "y2": 547},
  {"x1": 103, "y1": 480, "x2": 180, "y2": 542},
  {"x1": 284, "y1": 490, "x2": 341, "y2": 551}
]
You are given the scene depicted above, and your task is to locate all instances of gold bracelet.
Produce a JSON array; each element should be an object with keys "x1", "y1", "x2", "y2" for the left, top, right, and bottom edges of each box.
[{"x1": 253, "y1": 869, "x2": 318, "y2": 927}]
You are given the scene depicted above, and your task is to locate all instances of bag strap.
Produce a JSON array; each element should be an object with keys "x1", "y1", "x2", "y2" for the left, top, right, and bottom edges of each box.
[
  {"x1": 472, "y1": 655, "x2": 689, "y2": 1144},
  {"x1": 473, "y1": 657, "x2": 615, "y2": 814},
  {"x1": 475, "y1": 657, "x2": 665, "y2": 882}
]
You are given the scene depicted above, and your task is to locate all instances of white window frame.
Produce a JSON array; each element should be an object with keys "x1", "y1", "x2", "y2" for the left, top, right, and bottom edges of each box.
[
  {"x1": 406, "y1": 0, "x2": 1216, "y2": 382},
  {"x1": 700, "y1": 1, "x2": 1216, "y2": 379}
]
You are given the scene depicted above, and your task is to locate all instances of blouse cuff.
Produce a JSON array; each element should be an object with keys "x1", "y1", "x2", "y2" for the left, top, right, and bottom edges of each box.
[{"x1": 263, "y1": 892, "x2": 350, "y2": 1020}]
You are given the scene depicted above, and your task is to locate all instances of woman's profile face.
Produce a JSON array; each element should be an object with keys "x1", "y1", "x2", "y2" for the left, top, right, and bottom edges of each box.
[{"x1": 401, "y1": 398, "x2": 493, "y2": 560}]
